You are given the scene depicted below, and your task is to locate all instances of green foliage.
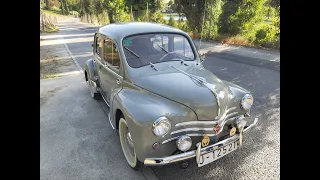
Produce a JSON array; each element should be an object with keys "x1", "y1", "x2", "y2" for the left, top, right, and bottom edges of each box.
[
  {"x1": 136, "y1": 10, "x2": 148, "y2": 21},
  {"x1": 168, "y1": 16, "x2": 176, "y2": 27},
  {"x1": 60, "y1": 0, "x2": 280, "y2": 50},
  {"x1": 228, "y1": 0, "x2": 266, "y2": 35},
  {"x1": 150, "y1": 11, "x2": 166, "y2": 24},
  {"x1": 202, "y1": 0, "x2": 223, "y2": 39},
  {"x1": 175, "y1": 0, "x2": 206, "y2": 32},
  {"x1": 45, "y1": 0, "x2": 51, "y2": 10},
  {"x1": 60, "y1": 0, "x2": 70, "y2": 15}
]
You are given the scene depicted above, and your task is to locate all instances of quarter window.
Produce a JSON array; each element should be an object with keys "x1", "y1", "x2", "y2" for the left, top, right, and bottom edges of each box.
[
  {"x1": 173, "y1": 36, "x2": 194, "y2": 59},
  {"x1": 103, "y1": 39, "x2": 120, "y2": 69}
]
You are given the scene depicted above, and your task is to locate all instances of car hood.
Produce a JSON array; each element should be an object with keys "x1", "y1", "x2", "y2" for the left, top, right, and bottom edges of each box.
[{"x1": 133, "y1": 64, "x2": 232, "y2": 120}]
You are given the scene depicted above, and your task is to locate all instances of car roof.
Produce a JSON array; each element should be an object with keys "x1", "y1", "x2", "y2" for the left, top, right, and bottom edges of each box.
[{"x1": 98, "y1": 22, "x2": 186, "y2": 40}]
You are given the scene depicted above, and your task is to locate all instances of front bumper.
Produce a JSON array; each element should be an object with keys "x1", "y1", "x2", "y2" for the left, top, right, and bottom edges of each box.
[{"x1": 144, "y1": 118, "x2": 258, "y2": 166}]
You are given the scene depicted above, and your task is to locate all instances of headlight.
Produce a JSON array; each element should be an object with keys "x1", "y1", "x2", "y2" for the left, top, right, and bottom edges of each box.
[
  {"x1": 152, "y1": 117, "x2": 171, "y2": 136},
  {"x1": 176, "y1": 135, "x2": 192, "y2": 151},
  {"x1": 241, "y1": 94, "x2": 253, "y2": 110}
]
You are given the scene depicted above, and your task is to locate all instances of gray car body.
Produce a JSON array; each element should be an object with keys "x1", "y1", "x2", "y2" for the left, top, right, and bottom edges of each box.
[{"x1": 84, "y1": 22, "x2": 251, "y2": 162}]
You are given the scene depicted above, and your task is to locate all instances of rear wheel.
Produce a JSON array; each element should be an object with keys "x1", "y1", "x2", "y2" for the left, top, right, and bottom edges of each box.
[{"x1": 119, "y1": 117, "x2": 142, "y2": 170}]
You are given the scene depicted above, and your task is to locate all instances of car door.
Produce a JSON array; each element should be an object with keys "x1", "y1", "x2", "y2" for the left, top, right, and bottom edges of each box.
[
  {"x1": 97, "y1": 36, "x2": 123, "y2": 105},
  {"x1": 93, "y1": 34, "x2": 107, "y2": 97}
]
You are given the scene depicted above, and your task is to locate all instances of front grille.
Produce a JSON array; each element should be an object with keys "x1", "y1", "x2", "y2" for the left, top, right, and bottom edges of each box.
[{"x1": 162, "y1": 106, "x2": 239, "y2": 144}]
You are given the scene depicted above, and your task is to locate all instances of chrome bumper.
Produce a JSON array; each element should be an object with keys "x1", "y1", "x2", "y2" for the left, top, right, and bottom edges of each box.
[{"x1": 144, "y1": 118, "x2": 258, "y2": 166}]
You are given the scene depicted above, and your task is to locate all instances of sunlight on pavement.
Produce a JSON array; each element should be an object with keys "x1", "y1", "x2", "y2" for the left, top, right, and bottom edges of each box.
[
  {"x1": 40, "y1": 37, "x2": 93, "y2": 46},
  {"x1": 42, "y1": 33, "x2": 94, "y2": 39}
]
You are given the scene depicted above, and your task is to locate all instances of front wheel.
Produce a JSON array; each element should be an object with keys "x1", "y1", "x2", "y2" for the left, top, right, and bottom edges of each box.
[{"x1": 119, "y1": 117, "x2": 142, "y2": 170}]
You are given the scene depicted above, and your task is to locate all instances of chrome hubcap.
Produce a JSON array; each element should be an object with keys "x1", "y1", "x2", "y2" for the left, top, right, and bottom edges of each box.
[{"x1": 127, "y1": 132, "x2": 134, "y2": 148}]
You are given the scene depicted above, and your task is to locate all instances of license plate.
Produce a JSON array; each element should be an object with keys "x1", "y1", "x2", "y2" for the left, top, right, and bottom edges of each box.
[{"x1": 198, "y1": 141, "x2": 238, "y2": 167}]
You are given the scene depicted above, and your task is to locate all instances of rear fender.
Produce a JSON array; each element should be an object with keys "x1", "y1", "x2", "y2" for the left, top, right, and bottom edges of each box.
[{"x1": 84, "y1": 59, "x2": 99, "y2": 93}]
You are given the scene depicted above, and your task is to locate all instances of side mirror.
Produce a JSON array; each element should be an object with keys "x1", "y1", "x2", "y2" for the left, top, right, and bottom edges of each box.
[{"x1": 91, "y1": 43, "x2": 94, "y2": 47}]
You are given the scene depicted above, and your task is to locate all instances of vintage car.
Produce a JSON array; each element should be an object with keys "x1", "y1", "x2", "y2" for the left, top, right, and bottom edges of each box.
[{"x1": 84, "y1": 22, "x2": 258, "y2": 170}]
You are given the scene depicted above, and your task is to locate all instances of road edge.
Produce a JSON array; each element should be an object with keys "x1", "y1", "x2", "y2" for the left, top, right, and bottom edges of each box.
[{"x1": 60, "y1": 32, "x2": 84, "y2": 76}]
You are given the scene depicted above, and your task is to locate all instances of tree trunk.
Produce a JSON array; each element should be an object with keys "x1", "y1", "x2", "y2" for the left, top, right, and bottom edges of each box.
[
  {"x1": 60, "y1": 0, "x2": 69, "y2": 15},
  {"x1": 108, "y1": 11, "x2": 115, "y2": 23},
  {"x1": 45, "y1": 0, "x2": 50, "y2": 9}
]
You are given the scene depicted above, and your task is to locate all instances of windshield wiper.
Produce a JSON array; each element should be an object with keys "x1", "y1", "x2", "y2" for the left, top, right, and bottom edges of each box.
[
  {"x1": 124, "y1": 47, "x2": 140, "y2": 58},
  {"x1": 149, "y1": 62, "x2": 158, "y2": 71},
  {"x1": 157, "y1": 44, "x2": 168, "y2": 53}
]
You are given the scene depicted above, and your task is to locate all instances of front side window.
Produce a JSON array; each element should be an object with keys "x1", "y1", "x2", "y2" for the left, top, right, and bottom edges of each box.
[
  {"x1": 103, "y1": 38, "x2": 120, "y2": 69},
  {"x1": 123, "y1": 33, "x2": 195, "y2": 68}
]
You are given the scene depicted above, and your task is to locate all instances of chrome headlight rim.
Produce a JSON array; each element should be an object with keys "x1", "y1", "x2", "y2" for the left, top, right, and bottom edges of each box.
[
  {"x1": 176, "y1": 135, "x2": 192, "y2": 152},
  {"x1": 152, "y1": 116, "x2": 171, "y2": 137},
  {"x1": 241, "y1": 94, "x2": 253, "y2": 111}
]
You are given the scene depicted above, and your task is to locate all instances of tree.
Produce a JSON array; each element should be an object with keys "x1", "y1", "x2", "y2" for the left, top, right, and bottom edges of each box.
[
  {"x1": 219, "y1": 0, "x2": 266, "y2": 35},
  {"x1": 175, "y1": 0, "x2": 206, "y2": 32},
  {"x1": 45, "y1": 0, "x2": 51, "y2": 9},
  {"x1": 168, "y1": 15, "x2": 177, "y2": 27},
  {"x1": 60, "y1": 0, "x2": 70, "y2": 15}
]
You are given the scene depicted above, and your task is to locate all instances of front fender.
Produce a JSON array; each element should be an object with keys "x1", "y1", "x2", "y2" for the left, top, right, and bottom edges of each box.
[
  {"x1": 112, "y1": 87, "x2": 197, "y2": 162},
  {"x1": 84, "y1": 59, "x2": 100, "y2": 93},
  {"x1": 84, "y1": 59, "x2": 97, "y2": 82},
  {"x1": 223, "y1": 80, "x2": 251, "y2": 114}
]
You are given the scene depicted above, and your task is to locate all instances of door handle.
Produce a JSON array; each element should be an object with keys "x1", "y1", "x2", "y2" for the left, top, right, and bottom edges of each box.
[{"x1": 116, "y1": 78, "x2": 121, "y2": 85}]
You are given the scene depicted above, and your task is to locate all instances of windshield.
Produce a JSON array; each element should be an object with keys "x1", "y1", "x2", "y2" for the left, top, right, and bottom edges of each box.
[{"x1": 123, "y1": 33, "x2": 195, "y2": 68}]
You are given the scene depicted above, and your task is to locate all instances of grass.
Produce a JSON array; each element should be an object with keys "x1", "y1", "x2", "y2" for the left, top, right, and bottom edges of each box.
[
  {"x1": 214, "y1": 34, "x2": 280, "y2": 50},
  {"x1": 216, "y1": 34, "x2": 253, "y2": 46},
  {"x1": 40, "y1": 26, "x2": 59, "y2": 33}
]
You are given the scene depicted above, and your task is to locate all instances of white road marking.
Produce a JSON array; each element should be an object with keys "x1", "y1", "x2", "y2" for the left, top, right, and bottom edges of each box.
[{"x1": 59, "y1": 32, "x2": 84, "y2": 77}]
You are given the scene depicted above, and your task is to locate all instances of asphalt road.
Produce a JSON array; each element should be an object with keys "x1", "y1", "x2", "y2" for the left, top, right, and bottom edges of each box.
[{"x1": 58, "y1": 19, "x2": 280, "y2": 180}]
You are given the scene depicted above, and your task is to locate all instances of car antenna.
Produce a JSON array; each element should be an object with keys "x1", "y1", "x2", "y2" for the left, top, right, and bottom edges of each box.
[{"x1": 197, "y1": 0, "x2": 206, "y2": 66}]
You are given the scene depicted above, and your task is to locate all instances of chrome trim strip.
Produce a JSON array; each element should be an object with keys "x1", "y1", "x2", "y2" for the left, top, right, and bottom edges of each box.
[
  {"x1": 164, "y1": 113, "x2": 241, "y2": 144},
  {"x1": 223, "y1": 112, "x2": 238, "y2": 122},
  {"x1": 145, "y1": 118, "x2": 258, "y2": 166},
  {"x1": 102, "y1": 96, "x2": 115, "y2": 129},
  {"x1": 226, "y1": 106, "x2": 237, "y2": 114},
  {"x1": 108, "y1": 112, "x2": 115, "y2": 129},
  {"x1": 175, "y1": 106, "x2": 237, "y2": 127},
  {"x1": 175, "y1": 121, "x2": 217, "y2": 127},
  {"x1": 215, "y1": 106, "x2": 237, "y2": 121},
  {"x1": 171, "y1": 128, "x2": 214, "y2": 135},
  {"x1": 101, "y1": 93, "x2": 110, "y2": 107}
]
